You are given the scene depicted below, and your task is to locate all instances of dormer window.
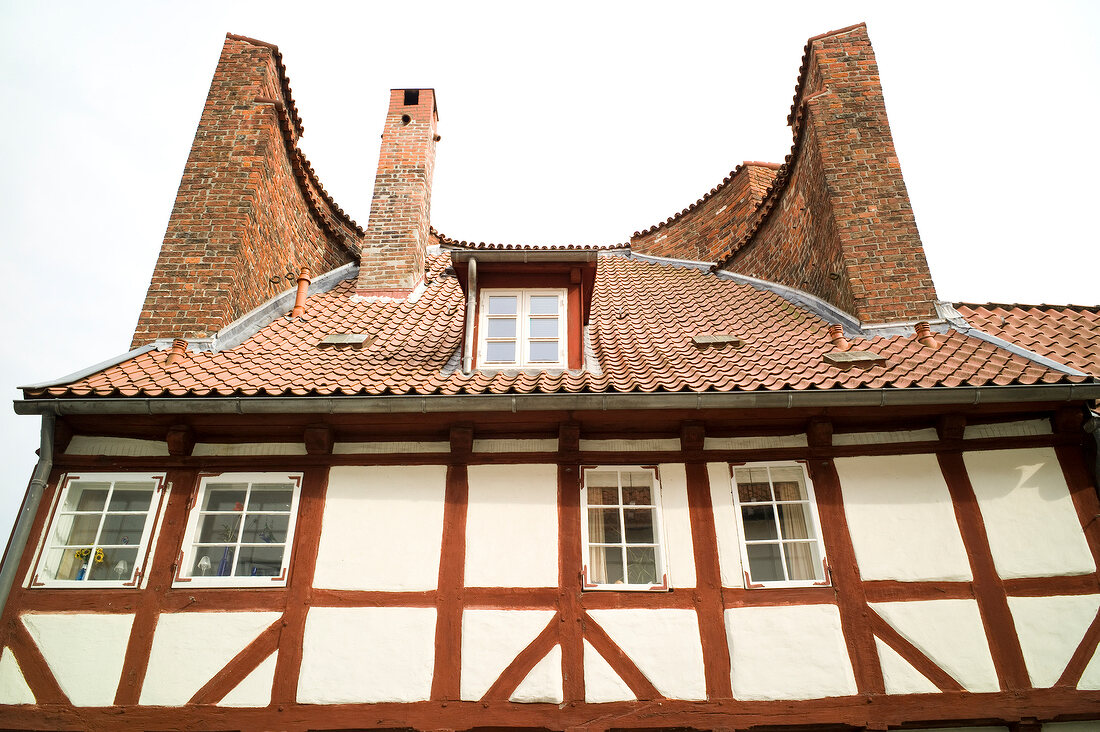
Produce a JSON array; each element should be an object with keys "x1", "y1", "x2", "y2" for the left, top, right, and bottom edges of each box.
[{"x1": 479, "y1": 289, "x2": 566, "y2": 367}]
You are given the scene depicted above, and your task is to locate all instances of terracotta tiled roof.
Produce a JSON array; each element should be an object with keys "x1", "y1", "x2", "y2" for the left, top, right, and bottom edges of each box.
[
  {"x1": 433, "y1": 228, "x2": 624, "y2": 251},
  {"x1": 956, "y1": 303, "x2": 1100, "y2": 378},
  {"x1": 25, "y1": 255, "x2": 1087, "y2": 400}
]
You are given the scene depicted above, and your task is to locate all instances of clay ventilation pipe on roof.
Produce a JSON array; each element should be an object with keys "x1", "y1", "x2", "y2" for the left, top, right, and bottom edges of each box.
[
  {"x1": 164, "y1": 338, "x2": 188, "y2": 366},
  {"x1": 828, "y1": 324, "x2": 850, "y2": 351},
  {"x1": 914, "y1": 321, "x2": 937, "y2": 348},
  {"x1": 291, "y1": 267, "x2": 311, "y2": 318}
]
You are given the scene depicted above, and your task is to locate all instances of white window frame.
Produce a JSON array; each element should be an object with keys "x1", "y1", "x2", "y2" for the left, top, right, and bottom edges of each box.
[
  {"x1": 173, "y1": 472, "x2": 303, "y2": 588},
  {"x1": 580, "y1": 466, "x2": 669, "y2": 591},
  {"x1": 32, "y1": 472, "x2": 168, "y2": 589},
  {"x1": 730, "y1": 461, "x2": 829, "y2": 588},
  {"x1": 477, "y1": 288, "x2": 567, "y2": 368}
]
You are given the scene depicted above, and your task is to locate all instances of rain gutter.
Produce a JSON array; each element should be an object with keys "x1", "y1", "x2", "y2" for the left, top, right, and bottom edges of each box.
[{"x1": 0, "y1": 413, "x2": 54, "y2": 617}]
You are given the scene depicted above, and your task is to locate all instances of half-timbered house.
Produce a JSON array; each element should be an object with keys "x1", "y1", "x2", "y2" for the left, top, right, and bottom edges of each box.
[{"x1": 3, "y1": 23, "x2": 1100, "y2": 732}]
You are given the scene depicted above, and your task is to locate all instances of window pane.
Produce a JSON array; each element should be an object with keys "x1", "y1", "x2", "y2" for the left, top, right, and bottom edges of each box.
[
  {"x1": 529, "y1": 296, "x2": 558, "y2": 315},
  {"x1": 88, "y1": 547, "x2": 139, "y2": 582},
  {"x1": 487, "y1": 318, "x2": 516, "y2": 338},
  {"x1": 586, "y1": 471, "x2": 618, "y2": 488},
  {"x1": 528, "y1": 317, "x2": 558, "y2": 338},
  {"x1": 588, "y1": 508, "x2": 622, "y2": 543},
  {"x1": 56, "y1": 514, "x2": 101, "y2": 546},
  {"x1": 193, "y1": 546, "x2": 235, "y2": 576},
  {"x1": 99, "y1": 514, "x2": 147, "y2": 546},
  {"x1": 626, "y1": 546, "x2": 658, "y2": 584},
  {"x1": 486, "y1": 341, "x2": 516, "y2": 362},
  {"x1": 235, "y1": 546, "x2": 285, "y2": 577},
  {"x1": 202, "y1": 486, "x2": 247, "y2": 511},
  {"x1": 747, "y1": 544, "x2": 784, "y2": 582},
  {"x1": 587, "y1": 485, "x2": 618, "y2": 505},
  {"x1": 108, "y1": 485, "x2": 154, "y2": 511},
  {"x1": 776, "y1": 504, "x2": 810, "y2": 539},
  {"x1": 623, "y1": 509, "x2": 655, "y2": 543},
  {"x1": 487, "y1": 296, "x2": 517, "y2": 315},
  {"x1": 621, "y1": 484, "x2": 652, "y2": 506},
  {"x1": 741, "y1": 505, "x2": 778, "y2": 540},
  {"x1": 770, "y1": 467, "x2": 805, "y2": 494},
  {"x1": 241, "y1": 514, "x2": 290, "y2": 544},
  {"x1": 737, "y1": 478, "x2": 772, "y2": 503},
  {"x1": 528, "y1": 340, "x2": 559, "y2": 362},
  {"x1": 65, "y1": 484, "x2": 109, "y2": 512},
  {"x1": 785, "y1": 542, "x2": 821, "y2": 581},
  {"x1": 44, "y1": 547, "x2": 83, "y2": 580},
  {"x1": 248, "y1": 487, "x2": 294, "y2": 512},
  {"x1": 589, "y1": 546, "x2": 624, "y2": 585}
]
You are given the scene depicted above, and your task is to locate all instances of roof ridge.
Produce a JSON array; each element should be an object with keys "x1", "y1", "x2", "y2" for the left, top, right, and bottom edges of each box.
[
  {"x1": 431, "y1": 227, "x2": 626, "y2": 251},
  {"x1": 631, "y1": 161, "x2": 780, "y2": 239}
]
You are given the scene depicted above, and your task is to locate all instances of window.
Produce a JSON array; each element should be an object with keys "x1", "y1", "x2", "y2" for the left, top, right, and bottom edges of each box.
[
  {"x1": 581, "y1": 467, "x2": 667, "y2": 590},
  {"x1": 175, "y1": 472, "x2": 302, "y2": 587},
  {"x1": 478, "y1": 289, "x2": 566, "y2": 368},
  {"x1": 34, "y1": 473, "x2": 166, "y2": 587},
  {"x1": 731, "y1": 462, "x2": 828, "y2": 587}
]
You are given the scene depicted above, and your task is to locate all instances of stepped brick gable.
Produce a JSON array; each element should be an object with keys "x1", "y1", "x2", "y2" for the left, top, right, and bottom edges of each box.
[
  {"x1": 131, "y1": 34, "x2": 361, "y2": 348},
  {"x1": 6, "y1": 23, "x2": 1100, "y2": 732}
]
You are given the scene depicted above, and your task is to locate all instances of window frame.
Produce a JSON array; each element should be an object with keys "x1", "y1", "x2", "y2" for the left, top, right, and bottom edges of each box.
[
  {"x1": 580, "y1": 466, "x2": 669, "y2": 592},
  {"x1": 476, "y1": 288, "x2": 567, "y2": 369},
  {"x1": 173, "y1": 471, "x2": 303, "y2": 588},
  {"x1": 730, "y1": 461, "x2": 830, "y2": 589},
  {"x1": 32, "y1": 472, "x2": 168, "y2": 589}
]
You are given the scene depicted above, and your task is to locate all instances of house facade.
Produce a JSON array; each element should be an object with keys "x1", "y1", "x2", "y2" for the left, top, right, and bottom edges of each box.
[{"x1": 3, "y1": 24, "x2": 1100, "y2": 732}]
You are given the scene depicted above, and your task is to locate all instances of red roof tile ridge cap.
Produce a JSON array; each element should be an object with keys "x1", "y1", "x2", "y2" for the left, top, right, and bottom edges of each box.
[
  {"x1": 225, "y1": 33, "x2": 304, "y2": 138},
  {"x1": 631, "y1": 161, "x2": 780, "y2": 238},
  {"x1": 430, "y1": 227, "x2": 626, "y2": 251}
]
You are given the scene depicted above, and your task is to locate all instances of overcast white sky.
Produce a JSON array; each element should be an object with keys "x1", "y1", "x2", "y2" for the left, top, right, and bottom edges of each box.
[{"x1": 1, "y1": 1, "x2": 1097, "y2": 545}]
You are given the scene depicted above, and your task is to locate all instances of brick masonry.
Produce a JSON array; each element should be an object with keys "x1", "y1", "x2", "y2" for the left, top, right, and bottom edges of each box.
[
  {"x1": 724, "y1": 24, "x2": 938, "y2": 325},
  {"x1": 356, "y1": 89, "x2": 439, "y2": 296},
  {"x1": 130, "y1": 35, "x2": 358, "y2": 348}
]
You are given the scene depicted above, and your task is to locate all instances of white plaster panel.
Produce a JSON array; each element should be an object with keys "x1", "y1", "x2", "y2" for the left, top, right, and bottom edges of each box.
[
  {"x1": 874, "y1": 637, "x2": 938, "y2": 695},
  {"x1": 1044, "y1": 723, "x2": 1100, "y2": 732},
  {"x1": 583, "y1": 638, "x2": 635, "y2": 703},
  {"x1": 587, "y1": 608, "x2": 706, "y2": 700},
  {"x1": 314, "y1": 465, "x2": 447, "y2": 591},
  {"x1": 704, "y1": 434, "x2": 808, "y2": 450},
  {"x1": 192, "y1": 442, "x2": 307, "y2": 456},
  {"x1": 217, "y1": 651, "x2": 276, "y2": 707},
  {"x1": 0, "y1": 647, "x2": 34, "y2": 704},
  {"x1": 465, "y1": 464, "x2": 558, "y2": 588},
  {"x1": 65, "y1": 436, "x2": 170, "y2": 456},
  {"x1": 461, "y1": 609, "x2": 556, "y2": 701},
  {"x1": 725, "y1": 604, "x2": 856, "y2": 700},
  {"x1": 474, "y1": 439, "x2": 558, "y2": 453},
  {"x1": 657, "y1": 463, "x2": 696, "y2": 588},
  {"x1": 871, "y1": 600, "x2": 999, "y2": 692},
  {"x1": 964, "y1": 419, "x2": 1052, "y2": 439},
  {"x1": 140, "y1": 611, "x2": 279, "y2": 706},
  {"x1": 1081, "y1": 643, "x2": 1100, "y2": 690},
  {"x1": 835, "y1": 454, "x2": 972, "y2": 582},
  {"x1": 510, "y1": 644, "x2": 563, "y2": 703},
  {"x1": 22, "y1": 612, "x2": 134, "y2": 706},
  {"x1": 964, "y1": 448, "x2": 1095, "y2": 578},
  {"x1": 333, "y1": 441, "x2": 450, "y2": 454},
  {"x1": 298, "y1": 607, "x2": 436, "y2": 703},
  {"x1": 1009, "y1": 594, "x2": 1100, "y2": 687},
  {"x1": 707, "y1": 462, "x2": 743, "y2": 588},
  {"x1": 832, "y1": 428, "x2": 938, "y2": 446},
  {"x1": 579, "y1": 439, "x2": 680, "y2": 451}
]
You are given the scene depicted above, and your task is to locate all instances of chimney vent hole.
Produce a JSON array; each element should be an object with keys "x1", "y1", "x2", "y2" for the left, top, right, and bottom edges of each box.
[
  {"x1": 404, "y1": 89, "x2": 419, "y2": 106},
  {"x1": 401, "y1": 114, "x2": 412, "y2": 125}
]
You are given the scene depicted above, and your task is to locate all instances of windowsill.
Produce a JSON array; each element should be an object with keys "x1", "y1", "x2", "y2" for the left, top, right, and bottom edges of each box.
[
  {"x1": 743, "y1": 579, "x2": 831, "y2": 589},
  {"x1": 33, "y1": 580, "x2": 140, "y2": 590},
  {"x1": 172, "y1": 575, "x2": 288, "y2": 589}
]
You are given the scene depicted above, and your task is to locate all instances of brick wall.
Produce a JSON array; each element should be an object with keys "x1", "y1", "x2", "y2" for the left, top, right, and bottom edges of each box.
[
  {"x1": 356, "y1": 89, "x2": 439, "y2": 296},
  {"x1": 130, "y1": 35, "x2": 358, "y2": 348},
  {"x1": 722, "y1": 24, "x2": 938, "y2": 325},
  {"x1": 630, "y1": 163, "x2": 777, "y2": 262}
]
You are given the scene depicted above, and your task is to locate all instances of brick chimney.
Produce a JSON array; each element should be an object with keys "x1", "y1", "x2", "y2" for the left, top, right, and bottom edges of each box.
[{"x1": 357, "y1": 89, "x2": 439, "y2": 297}]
